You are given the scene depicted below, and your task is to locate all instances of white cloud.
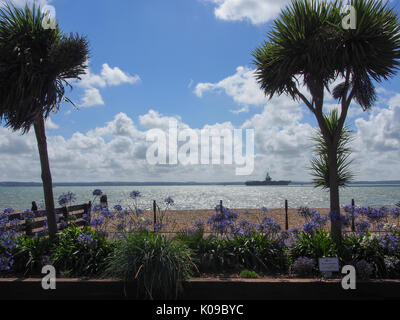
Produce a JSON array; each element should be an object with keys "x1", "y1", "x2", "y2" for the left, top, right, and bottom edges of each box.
[
  {"x1": 195, "y1": 66, "x2": 267, "y2": 106},
  {"x1": 45, "y1": 117, "x2": 59, "y2": 130},
  {"x1": 208, "y1": 0, "x2": 290, "y2": 25},
  {"x1": 77, "y1": 62, "x2": 140, "y2": 108},
  {"x1": 139, "y1": 109, "x2": 188, "y2": 131},
  {"x1": 230, "y1": 106, "x2": 249, "y2": 114},
  {"x1": 2, "y1": 0, "x2": 52, "y2": 7},
  {"x1": 100, "y1": 63, "x2": 141, "y2": 86},
  {"x1": 80, "y1": 88, "x2": 104, "y2": 107}
]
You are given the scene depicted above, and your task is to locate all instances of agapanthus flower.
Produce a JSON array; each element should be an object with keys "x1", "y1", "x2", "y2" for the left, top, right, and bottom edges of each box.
[
  {"x1": 302, "y1": 222, "x2": 318, "y2": 234},
  {"x1": 164, "y1": 197, "x2": 174, "y2": 205},
  {"x1": 355, "y1": 220, "x2": 370, "y2": 233},
  {"x1": 260, "y1": 206, "x2": 269, "y2": 213},
  {"x1": 58, "y1": 192, "x2": 76, "y2": 206},
  {"x1": 390, "y1": 208, "x2": 400, "y2": 219},
  {"x1": 77, "y1": 232, "x2": 95, "y2": 245},
  {"x1": 92, "y1": 204, "x2": 103, "y2": 212},
  {"x1": 92, "y1": 189, "x2": 103, "y2": 196},
  {"x1": 194, "y1": 220, "x2": 204, "y2": 229},
  {"x1": 90, "y1": 217, "x2": 105, "y2": 228},
  {"x1": 100, "y1": 208, "x2": 114, "y2": 219},
  {"x1": 0, "y1": 252, "x2": 14, "y2": 271},
  {"x1": 20, "y1": 209, "x2": 35, "y2": 220},
  {"x1": 135, "y1": 209, "x2": 144, "y2": 215},
  {"x1": 130, "y1": 190, "x2": 141, "y2": 199},
  {"x1": 257, "y1": 217, "x2": 281, "y2": 234}
]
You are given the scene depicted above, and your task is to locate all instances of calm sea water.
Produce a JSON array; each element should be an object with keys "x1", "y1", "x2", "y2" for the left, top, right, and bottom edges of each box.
[{"x1": 0, "y1": 184, "x2": 399, "y2": 211}]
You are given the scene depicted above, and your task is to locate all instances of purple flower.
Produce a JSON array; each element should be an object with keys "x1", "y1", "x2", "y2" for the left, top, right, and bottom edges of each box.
[
  {"x1": 100, "y1": 208, "x2": 114, "y2": 219},
  {"x1": 302, "y1": 221, "x2": 318, "y2": 234},
  {"x1": 390, "y1": 208, "x2": 400, "y2": 219},
  {"x1": 92, "y1": 204, "x2": 103, "y2": 212},
  {"x1": 77, "y1": 232, "x2": 95, "y2": 245},
  {"x1": 90, "y1": 217, "x2": 104, "y2": 228},
  {"x1": 260, "y1": 206, "x2": 269, "y2": 213},
  {"x1": 92, "y1": 189, "x2": 103, "y2": 196},
  {"x1": 130, "y1": 191, "x2": 141, "y2": 199},
  {"x1": 379, "y1": 234, "x2": 400, "y2": 252},
  {"x1": 355, "y1": 220, "x2": 370, "y2": 233},
  {"x1": 135, "y1": 209, "x2": 144, "y2": 215},
  {"x1": 194, "y1": 220, "x2": 204, "y2": 229},
  {"x1": 20, "y1": 209, "x2": 35, "y2": 220},
  {"x1": 257, "y1": 217, "x2": 281, "y2": 234},
  {"x1": 164, "y1": 197, "x2": 174, "y2": 205},
  {"x1": 58, "y1": 192, "x2": 76, "y2": 206},
  {"x1": 113, "y1": 205, "x2": 123, "y2": 211}
]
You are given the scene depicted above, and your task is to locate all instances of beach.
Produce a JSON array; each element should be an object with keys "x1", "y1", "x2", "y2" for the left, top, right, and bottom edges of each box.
[{"x1": 126, "y1": 208, "x2": 332, "y2": 233}]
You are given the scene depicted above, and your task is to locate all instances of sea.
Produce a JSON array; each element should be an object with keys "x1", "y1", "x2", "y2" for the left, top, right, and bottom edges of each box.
[{"x1": 0, "y1": 184, "x2": 399, "y2": 212}]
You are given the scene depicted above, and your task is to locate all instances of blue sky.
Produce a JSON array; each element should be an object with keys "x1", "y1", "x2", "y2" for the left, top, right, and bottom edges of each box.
[{"x1": 1, "y1": 0, "x2": 400, "y2": 183}]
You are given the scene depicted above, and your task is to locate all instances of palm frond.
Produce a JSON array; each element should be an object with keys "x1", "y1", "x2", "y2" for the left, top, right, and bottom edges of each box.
[
  {"x1": 309, "y1": 109, "x2": 355, "y2": 189},
  {"x1": 0, "y1": 1, "x2": 88, "y2": 133}
]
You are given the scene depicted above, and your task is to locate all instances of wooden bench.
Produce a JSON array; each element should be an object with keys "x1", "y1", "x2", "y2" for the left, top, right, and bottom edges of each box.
[{"x1": 6, "y1": 202, "x2": 92, "y2": 236}]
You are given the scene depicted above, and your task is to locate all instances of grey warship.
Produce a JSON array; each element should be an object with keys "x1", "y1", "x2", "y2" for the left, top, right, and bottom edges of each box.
[{"x1": 245, "y1": 173, "x2": 291, "y2": 186}]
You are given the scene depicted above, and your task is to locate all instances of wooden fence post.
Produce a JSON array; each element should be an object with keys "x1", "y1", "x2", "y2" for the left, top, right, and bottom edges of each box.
[
  {"x1": 285, "y1": 200, "x2": 289, "y2": 230},
  {"x1": 351, "y1": 199, "x2": 355, "y2": 232},
  {"x1": 25, "y1": 220, "x2": 33, "y2": 237},
  {"x1": 220, "y1": 200, "x2": 223, "y2": 213},
  {"x1": 153, "y1": 200, "x2": 157, "y2": 231},
  {"x1": 85, "y1": 201, "x2": 92, "y2": 226}
]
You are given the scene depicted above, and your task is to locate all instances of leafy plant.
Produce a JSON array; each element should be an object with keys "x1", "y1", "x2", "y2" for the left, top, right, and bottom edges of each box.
[
  {"x1": 229, "y1": 233, "x2": 287, "y2": 274},
  {"x1": 105, "y1": 231, "x2": 194, "y2": 300},
  {"x1": 289, "y1": 229, "x2": 337, "y2": 263},
  {"x1": 340, "y1": 233, "x2": 386, "y2": 278},
  {"x1": 12, "y1": 235, "x2": 53, "y2": 276},
  {"x1": 240, "y1": 269, "x2": 259, "y2": 279},
  {"x1": 52, "y1": 226, "x2": 112, "y2": 277},
  {"x1": 309, "y1": 110, "x2": 354, "y2": 188}
]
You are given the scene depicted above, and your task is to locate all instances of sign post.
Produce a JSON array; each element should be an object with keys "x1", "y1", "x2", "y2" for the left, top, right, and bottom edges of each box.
[{"x1": 318, "y1": 257, "x2": 339, "y2": 278}]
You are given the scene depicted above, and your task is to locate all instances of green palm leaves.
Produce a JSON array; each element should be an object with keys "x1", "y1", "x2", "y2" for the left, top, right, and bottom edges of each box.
[
  {"x1": 310, "y1": 109, "x2": 354, "y2": 188},
  {"x1": 252, "y1": 0, "x2": 400, "y2": 110},
  {"x1": 0, "y1": 2, "x2": 88, "y2": 133}
]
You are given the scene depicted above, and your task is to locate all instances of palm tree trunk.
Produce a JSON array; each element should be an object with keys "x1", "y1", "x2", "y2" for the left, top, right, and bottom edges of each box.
[
  {"x1": 33, "y1": 116, "x2": 57, "y2": 238},
  {"x1": 328, "y1": 143, "x2": 342, "y2": 245}
]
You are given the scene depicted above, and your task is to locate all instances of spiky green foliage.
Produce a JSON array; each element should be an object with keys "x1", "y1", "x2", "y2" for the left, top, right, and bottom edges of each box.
[
  {"x1": 253, "y1": 0, "x2": 400, "y2": 109},
  {"x1": 309, "y1": 109, "x2": 354, "y2": 188},
  {"x1": 105, "y1": 231, "x2": 194, "y2": 300},
  {"x1": 0, "y1": 2, "x2": 88, "y2": 133},
  {"x1": 252, "y1": 0, "x2": 342, "y2": 102}
]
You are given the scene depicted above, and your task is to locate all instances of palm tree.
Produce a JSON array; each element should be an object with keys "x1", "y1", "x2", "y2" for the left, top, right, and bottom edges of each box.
[
  {"x1": 310, "y1": 109, "x2": 354, "y2": 189},
  {"x1": 252, "y1": 0, "x2": 400, "y2": 244},
  {"x1": 0, "y1": 3, "x2": 88, "y2": 238}
]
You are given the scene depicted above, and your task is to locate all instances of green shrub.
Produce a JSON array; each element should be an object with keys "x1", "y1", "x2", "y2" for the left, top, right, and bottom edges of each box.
[
  {"x1": 52, "y1": 226, "x2": 112, "y2": 277},
  {"x1": 240, "y1": 269, "x2": 259, "y2": 279},
  {"x1": 12, "y1": 235, "x2": 53, "y2": 276},
  {"x1": 340, "y1": 233, "x2": 386, "y2": 278},
  {"x1": 105, "y1": 231, "x2": 194, "y2": 300},
  {"x1": 229, "y1": 233, "x2": 287, "y2": 274},
  {"x1": 289, "y1": 229, "x2": 337, "y2": 263},
  {"x1": 176, "y1": 230, "x2": 236, "y2": 273}
]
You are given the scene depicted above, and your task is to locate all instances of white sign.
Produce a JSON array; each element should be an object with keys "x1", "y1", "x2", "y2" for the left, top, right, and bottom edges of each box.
[{"x1": 318, "y1": 257, "x2": 339, "y2": 272}]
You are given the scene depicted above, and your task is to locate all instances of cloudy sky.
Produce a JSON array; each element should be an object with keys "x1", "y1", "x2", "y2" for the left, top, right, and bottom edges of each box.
[{"x1": 1, "y1": 0, "x2": 400, "y2": 183}]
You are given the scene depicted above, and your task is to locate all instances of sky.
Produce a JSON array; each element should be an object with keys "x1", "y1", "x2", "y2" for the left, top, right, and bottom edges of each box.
[{"x1": 1, "y1": 0, "x2": 400, "y2": 183}]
